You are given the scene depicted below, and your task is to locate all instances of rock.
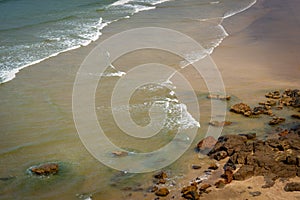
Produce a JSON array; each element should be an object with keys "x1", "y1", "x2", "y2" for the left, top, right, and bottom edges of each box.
[
  {"x1": 210, "y1": 150, "x2": 227, "y2": 161},
  {"x1": 154, "y1": 171, "x2": 167, "y2": 179},
  {"x1": 208, "y1": 163, "x2": 218, "y2": 170},
  {"x1": 112, "y1": 151, "x2": 128, "y2": 157},
  {"x1": 181, "y1": 183, "x2": 199, "y2": 200},
  {"x1": 196, "y1": 136, "x2": 217, "y2": 153},
  {"x1": 238, "y1": 133, "x2": 256, "y2": 140},
  {"x1": 30, "y1": 163, "x2": 59, "y2": 176},
  {"x1": 292, "y1": 114, "x2": 300, "y2": 119},
  {"x1": 249, "y1": 191, "x2": 261, "y2": 197},
  {"x1": 278, "y1": 129, "x2": 289, "y2": 137},
  {"x1": 209, "y1": 121, "x2": 232, "y2": 127},
  {"x1": 191, "y1": 165, "x2": 201, "y2": 170},
  {"x1": 147, "y1": 185, "x2": 158, "y2": 193},
  {"x1": 155, "y1": 188, "x2": 169, "y2": 197},
  {"x1": 207, "y1": 94, "x2": 231, "y2": 101},
  {"x1": 233, "y1": 165, "x2": 254, "y2": 181},
  {"x1": 284, "y1": 182, "x2": 300, "y2": 192},
  {"x1": 214, "y1": 179, "x2": 226, "y2": 188},
  {"x1": 230, "y1": 103, "x2": 252, "y2": 116},
  {"x1": 209, "y1": 135, "x2": 247, "y2": 158},
  {"x1": 265, "y1": 91, "x2": 281, "y2": 99},
  {"x1": 269, "y1": 117, "x2": 285, "y2": 125},
  {"x1": 222, "y1": 168, "x2": 233, "y2": 183},
  {"x1": 199, "y1": 183, "x2": 211, "y2": 194},
  {"x1": 153, "y1": 171, "x2": 167, "y2": 185}
]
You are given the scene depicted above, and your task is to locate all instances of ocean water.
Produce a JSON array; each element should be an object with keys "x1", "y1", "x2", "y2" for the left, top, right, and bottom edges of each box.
[{"x1": 0, "y1": 0, "x2": 169, "y2": 83}]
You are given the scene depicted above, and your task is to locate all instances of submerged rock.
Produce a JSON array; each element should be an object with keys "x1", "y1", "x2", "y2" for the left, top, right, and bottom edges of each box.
[
  {"x1": 209, "y1": 121, "x2": 232, "y2": 127},
  {"x1": 30, "y1": 163, "x2": 59, "y2": 176},
  {"x1": 207, "y1": 94, "x2": 231, "y2": 101},
  {"x1": 292, "y1": 114, "x2": 300, "y2": 119}
]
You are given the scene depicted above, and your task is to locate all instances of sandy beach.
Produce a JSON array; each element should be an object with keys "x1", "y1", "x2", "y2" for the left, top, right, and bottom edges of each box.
[{"x1": 0, "y1": 0, "x2": 299, "y2": 199}]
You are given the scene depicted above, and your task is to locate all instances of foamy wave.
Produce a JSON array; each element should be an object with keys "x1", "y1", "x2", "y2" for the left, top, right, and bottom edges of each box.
[{"x1": 111, "y1": 0, "x2": 133, "y2": 6}]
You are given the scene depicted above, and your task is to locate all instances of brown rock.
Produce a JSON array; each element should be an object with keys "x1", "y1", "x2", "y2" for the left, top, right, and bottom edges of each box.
[
  {"x1": 112, "y1": 151, "x2": 128, "y2": 157},
  {"x1": 223, "y1": 168, "x2": 233, "y2": 183},
  {"x1": 199, "y1": 183, "x2": 211, "y2": 194},
  {"x1": 209, "y1": 121, "x2": 232, "y2": 127},
  {"x1": 269, "y1": 117, "x2": 285, "y2": 125},
  {"x1": 181, "y1": 183, "x2": 199, "y2": 200},
  {"x1": 265, "y1": 91, "x2": 281, "y2": 99},
  {"x1": 230, "y1": 103, "x2": 252, "y2": 116},
  {"x1": 233, "y1": 165, "x2": 254, "y2": 181},
  {"x1": 196, "y1": 136, "x2": 217, "y2": 153},
  {"x1": 214, "y1": 179, "x2": 226, "y2": 188},
  {"x1": 30, "y1": 163, "x2": 59, "y2": 176},
  {"x1": 155, "y1": 188, "x2": 169, "y2": 197},
  {"x1": 208, "y1": 163, "x2": 218, "y2": 170},
  {"x1": 284, "y1": 182, "x2": 300, "y2": 192},
  {"x1": 154, "y1": 171, "x2": 167, "y2": 179}
]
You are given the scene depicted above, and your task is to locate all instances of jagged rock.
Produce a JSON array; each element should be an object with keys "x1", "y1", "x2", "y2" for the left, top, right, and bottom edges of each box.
[
  {"x1": 284, "y1": 182, "x2": 300, "y2": 192},
  {"x1": 209, "y1": 121, "x2": 232, "y2": 127},
  {"x1": 181, "y1": 183, "x2": 199, "y2": 200},
  {"x1": 155, "y1": 188, "x2": 169, "y2": 196},
  {"x1": 207, "y1": 94, "x2": 231, "y2": 101},
  {"x1": 233, "y1": 165, "x2": 254, "y2": 180},
  {"x1": 196, "y1": 136, "x2": 217, "y2": 153},
  {"x1": 269, "y1": 117, "x2": 285, "y2": 125},
  {"x1": 230, "y1": 103, "x2": 252, "y2": 116},
  {"x1": 30, "y1": 163, "x2": 59, "y2": 176}
]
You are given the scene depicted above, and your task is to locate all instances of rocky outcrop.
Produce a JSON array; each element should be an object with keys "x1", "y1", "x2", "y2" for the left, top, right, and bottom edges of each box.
[{"x1": 207, "y1": 126, "x2": 300, "y2": 186}]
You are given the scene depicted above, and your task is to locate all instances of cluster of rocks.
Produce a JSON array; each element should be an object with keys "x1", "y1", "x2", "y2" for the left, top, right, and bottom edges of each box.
[
  {"x1": 147, "y1": 171, "x2": 170, "y2": 197},
  {"x1": 207, "y1": 124, "x2": 300, "y2": 188},
  {"x1": 230, "y1": 89, "x2": 300, "y2": 125}
]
